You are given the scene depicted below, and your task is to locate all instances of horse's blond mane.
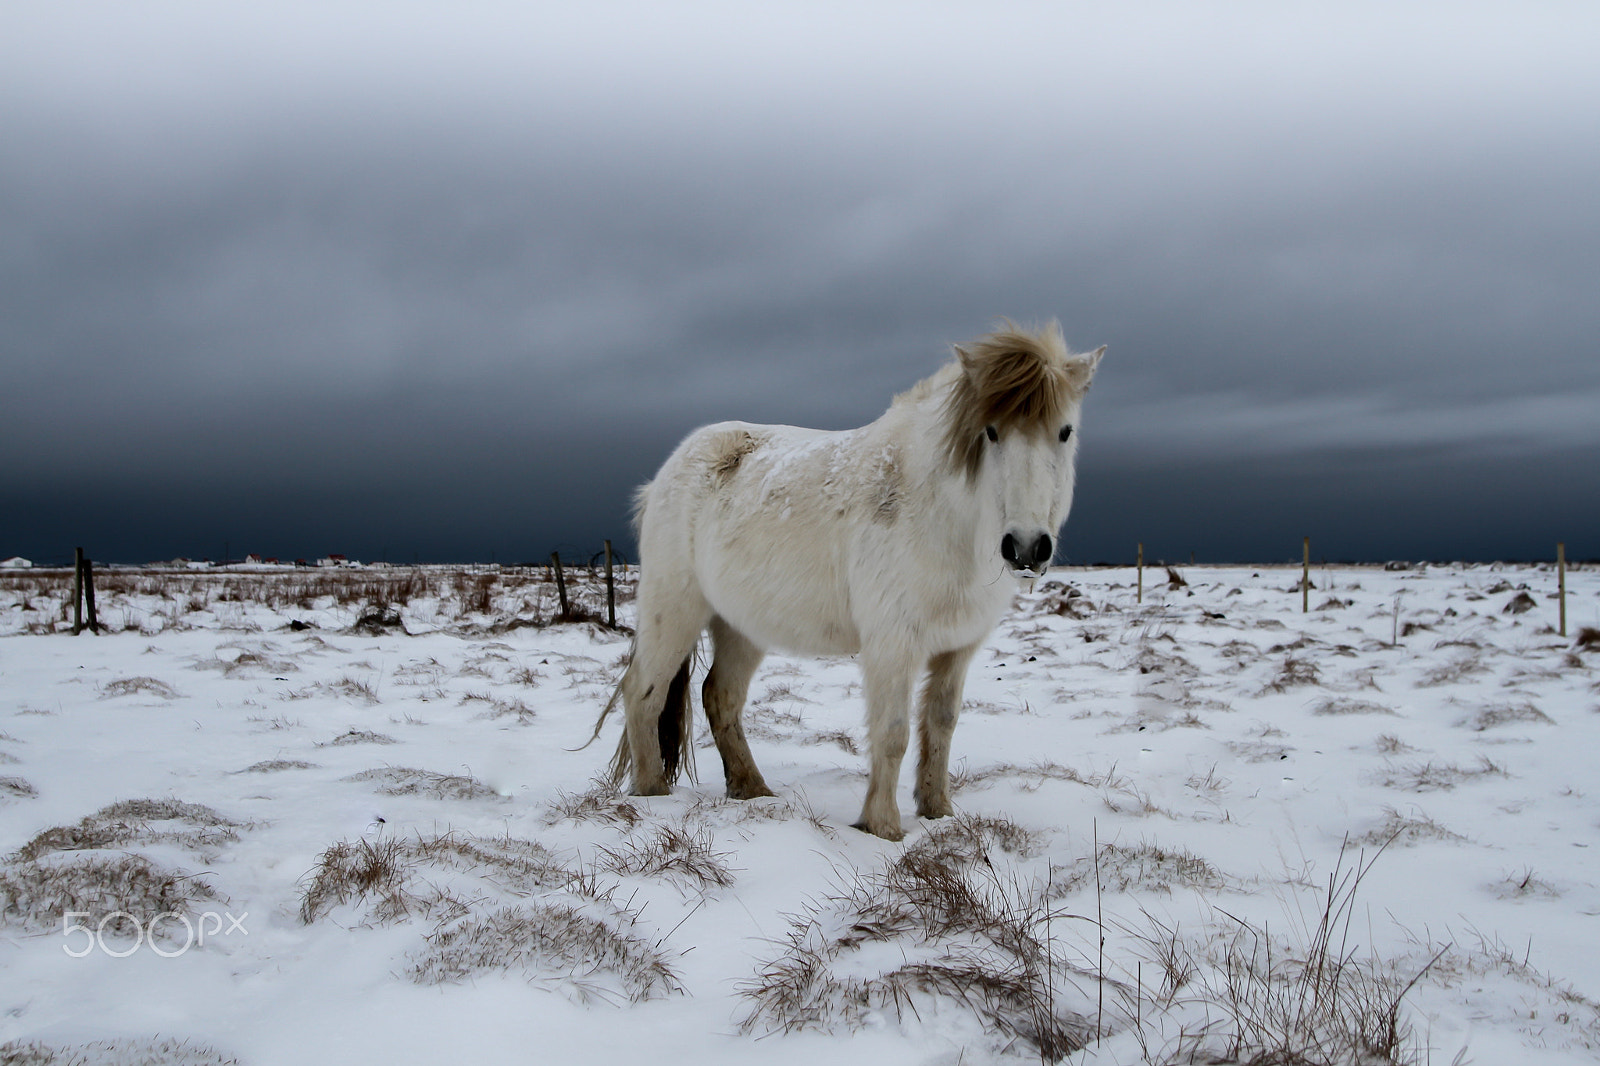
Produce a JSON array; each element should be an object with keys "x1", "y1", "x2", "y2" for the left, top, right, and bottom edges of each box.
[{"x1": 939, "y1": 320, "x2": 1093, "y2": 480}]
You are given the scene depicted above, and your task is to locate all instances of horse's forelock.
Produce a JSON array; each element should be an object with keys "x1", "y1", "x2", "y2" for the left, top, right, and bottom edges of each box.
[{"x1": 941, "y1": 321, "x2": 1089, "y2": 480}]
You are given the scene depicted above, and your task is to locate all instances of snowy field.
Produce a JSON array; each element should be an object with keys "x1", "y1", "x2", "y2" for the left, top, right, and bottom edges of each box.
[{"x1": 1, "y1": 561, "x2": 1597, "y2": 1065}]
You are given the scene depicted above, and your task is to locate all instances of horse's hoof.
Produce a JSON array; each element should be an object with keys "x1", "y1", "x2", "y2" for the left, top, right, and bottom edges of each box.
[
  {"x1": 915, "y1": 803, "x2": 954, "y2": 820},
  {"x1": 630, "y1": 781, "x2": 671, "y2": 797},
  {"x1": 727, "y1": 781, "x2": 777, "y2": 801},
  {"x1": 850, "y1": 819, "x2": 905, "y2": 842}
]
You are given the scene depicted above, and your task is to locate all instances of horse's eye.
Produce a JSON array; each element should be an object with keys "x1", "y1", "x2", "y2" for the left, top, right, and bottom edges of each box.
[
  {"x1": 1058, "y1": 425, "x2": 1073, "y2": 442},
  {"x1": 985, "y1": 425, "x2": 998, "y2": 443}
]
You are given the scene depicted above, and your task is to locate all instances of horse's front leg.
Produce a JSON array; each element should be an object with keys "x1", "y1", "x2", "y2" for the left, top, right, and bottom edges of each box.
[
  {"x1": 854, "y1": 648, "x2": 915, "y2": 841},
  {"x1": 913, "y1": 643, "x2": 981, "y2": 819}
]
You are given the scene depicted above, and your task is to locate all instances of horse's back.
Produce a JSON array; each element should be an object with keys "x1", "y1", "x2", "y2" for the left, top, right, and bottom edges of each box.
[{"x1": 639, "y1": 420, "x2": 868, "y2": 656}]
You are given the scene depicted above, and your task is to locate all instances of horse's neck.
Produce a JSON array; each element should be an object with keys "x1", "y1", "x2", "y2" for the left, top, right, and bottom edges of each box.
[{"x1": 891, "y1": 404, "x2": 1003, "y2": 579}]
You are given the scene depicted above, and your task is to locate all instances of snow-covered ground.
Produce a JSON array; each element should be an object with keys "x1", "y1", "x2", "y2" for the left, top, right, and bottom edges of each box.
[{"x1": 1, "y1": 562, "x2": 1597, "y2": 1065}]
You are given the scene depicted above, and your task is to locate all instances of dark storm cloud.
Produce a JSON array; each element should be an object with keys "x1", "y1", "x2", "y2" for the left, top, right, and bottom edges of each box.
[{"x1": 3, "y1": 3, "x2": 1598, "y2": 563}]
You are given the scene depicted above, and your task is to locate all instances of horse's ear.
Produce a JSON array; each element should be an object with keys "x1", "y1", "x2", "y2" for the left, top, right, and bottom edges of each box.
[
  {"x1": 1089, "y1": 345, "x2": 1106, "y2": 374},
  {"x1": 953, "y1": 343, "x2": 975, "y2": 370}
]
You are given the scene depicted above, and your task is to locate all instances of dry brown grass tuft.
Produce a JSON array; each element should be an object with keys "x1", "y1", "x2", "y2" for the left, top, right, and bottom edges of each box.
[
  {"x1": 317, "y1": 729, "x2": 397, "y2": 747},
  {"x1": 740, "y1": 814, "x2": 1088, "y2": 1061},
  {"x1": 343, "y1": 766, "x2": 500, "y2": 801},
  {"x1": 100, "y1": 676, "x2": 180, "y2": 700},
  {"x1": 1171, "y1": 842, "x2": 1442, "y2": 1066},
  {"x1": 408, "y1": 903, "x2": 682, "y2": 1001},
  {"x1": 1054, "y1": 841, "x2": 1227, "y2": 895},
  {"x1": 1, "y1": 776, "x2": 38, "y2": 800},
  {"x1": 545, "y1": 779, "x2": 642, "y2": 828},
  {"x1": 13, "y1": 799, "x2": 245, "y2": 864},
  {"x1": 594, "y1": 823, "x2": 735, "y2": 890},
  {"x1": 1375, "y1": 756, "x2": 1508, "y2": 792},
  {"x1": 236, "y1": 759, "x2": 318, "y2": 773},
  {"x1": 1259, "y1": 656, "x2": 1320, "y2": 694},
  {"x1": 1313, "y1": 697, "x2": 1397, "y2": 717},
  {"x1": 0, "y1": 853, "x2": 221, "y2": 939},
  {"x1": 298, "y1": 831, "x2": 570, "y2": 925},
  {"x1": 1357, "y1": 807, "x2": 1469, "y2": 847},
  {"x1": 951, "y1": 759, "x2": 1094, "y2": 794},
  {"x1": 1417, "y1": 652, "x2": 1489, "y2": 688},
  {"x1": 1457, "y1": 700, "x2": 1554, "y2": 731},
  {"x1": 0, "y1": 1035, "x2": 240, "y2": 1065}
]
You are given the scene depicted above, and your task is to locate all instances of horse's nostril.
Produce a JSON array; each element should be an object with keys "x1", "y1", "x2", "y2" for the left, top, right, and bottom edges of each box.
[
  {"x1": 1001, "y1": 533, "x2": 1018, "y2": 564},
  {"x1": 1036, "y1": 534, "x2": 1052, "y2": 564}
]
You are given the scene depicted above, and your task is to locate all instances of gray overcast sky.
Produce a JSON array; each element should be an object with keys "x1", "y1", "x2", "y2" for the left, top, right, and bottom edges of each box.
[{"x1": 3, "y1": 2, "x2": 1597, "y2": 565}]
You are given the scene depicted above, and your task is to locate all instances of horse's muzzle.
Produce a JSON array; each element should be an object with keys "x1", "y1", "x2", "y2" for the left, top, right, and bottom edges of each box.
[{"x1": 1001, "y1": 531, "x2": 1053, "y2": 576}]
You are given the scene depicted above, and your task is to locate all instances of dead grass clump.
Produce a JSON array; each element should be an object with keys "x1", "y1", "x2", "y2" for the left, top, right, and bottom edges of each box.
[
  {"x1": 475, "y1": 697, "x2": 536, "y2": 724},
  {"x1": 0, "y1": 853, "x2": 220, "y2": 939},
  {"x1": 100, "y1": 676, "x2": 180, "y2": 700},
  {"x1": 804, "y1": 728, "x2": 859, "y2": 754},
  {"x1": 740, "y1": 814, "x2": 1089, "y2": 1061},
  {"x1": 298, "y1": 836, "x2": 422, "y2": 924},
  {"x1": 1376, "y1": 756, "x2": 1509, "y2": 792},
  {"x1": 299, "y1": 831, "x2": 572, "y2": 925},
  {"x1": 950, "y1": 759, "x2": 1092, "y2": 794},
  {"x1": 1167, "y1": 844, "x2": 1442, "y2": 1066},
  {"x1": 1038, "y1": 584, "x2": 1097, "y2": 618},
  {"x1": 329, "y1": 675, "x2": 380, "y2": 703},
  {"x1": 408, "y1": 902, "x2": 682, "y2": 1001},
  {"x1": 545, "y1": 779, "x2": 642, "y2": 828},
  {"x1": 595, "y1": 824, "x2": 734, "y2": 890},
  {"x1": 1, "y1": 776, "x2": 38, "y2": 800},
  {"x1": 1313, "y1": 697, "x2": 1397, "y2": 717},
  {"x1": 1373, "y1": 733, "x2": 1415, "y2": 756},
  {"x1": 13, "y1": 799, "x2": 244, "y2": 863},
  {"x1": 1417, "y1": 653, "x2": 1489, "y2": 688},
  {"x1": 1494, "y1": 867, "x2": 1560, "y2": 900},
  {"x1": 349, "y1": 606, "x2": 406, "y2": 635},
  {"x1": 1133, "y1": 646, "x2": 1199, "y2": 679},
  {"x1": 237, "y1": 759, "x2": 319, "y2": 773},
  {"x1": 1260, "y1": 656, "x2": 1320, "y2": 694},
  {"x1": 1503, "y1": 590, "x2": 1537, "y2": 615},
  {"x1": 906, "y1": 813, "x2": 1041, "y2": 864},
  {"x1": 317, "y1": 729, "x2": 397, "y2": 747},
  {"x1": 1576, "y1": 626, "x2": 1600, "y2": 651},
  {"x1": 0, "y1": 1036, "x2": 240, "y2": 1065},
  {"x1": 1055, "y1": 841, "x2": 1227, "y2": 895},
  {"x1": 1357, "y1": 807, "x2": 1468, "y2": 847},
  {"x1": 1458, "y1": 700, "x2": 1554, "y2": 731},
  {"x1": 343, "y1": 766, "x2": 500, "y2": 801}
]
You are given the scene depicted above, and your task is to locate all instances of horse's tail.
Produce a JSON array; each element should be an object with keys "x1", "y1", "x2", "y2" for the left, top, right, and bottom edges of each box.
[
  {"x1": 655, "y1": 656, "x2": 695, "y2": 784},
  {"x1": 586, "y1": 652, "x2": 697, "y2": 787}
]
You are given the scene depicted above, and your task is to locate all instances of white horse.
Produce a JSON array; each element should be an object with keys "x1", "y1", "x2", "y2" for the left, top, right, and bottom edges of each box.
[{"x1": 598, "y1": 322, "x2": 1104, "y2": 840}]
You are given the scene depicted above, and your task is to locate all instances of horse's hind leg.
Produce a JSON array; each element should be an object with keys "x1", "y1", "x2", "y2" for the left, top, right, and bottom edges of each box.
[
  {"x1": 623, "y1": 598, "x2": 710, "y2": 796},
  {"x1": 703, "y1": 616, "x2": 774, "y2": 800},
  {"x1": 913, "y1": 642, "x2": 980, "y2": 819}
]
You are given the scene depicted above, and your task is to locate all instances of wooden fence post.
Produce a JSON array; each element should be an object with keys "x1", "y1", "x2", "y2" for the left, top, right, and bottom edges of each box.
[
  {"x1": 72, "y1": 546, "x2": 84, "y2": 635},
  {"x1": 82, "y1": 554, "x2": 99, "y2": 633},
  {"x1": 1558, "y1": 542, "x2": 1567, "y2": 638},
  {"x1": 1302, "y1": 537, "x2": 1310, "y2": 614},
  {"x1": 604, "y1": 540, "x2": 616, "y2": 628},
  {"x1": 1136, "y1": 543, "x2": 1144, "y2": 605},
  {"x1": 550, "y1": 552, "x2": 570, "y2": 619}
]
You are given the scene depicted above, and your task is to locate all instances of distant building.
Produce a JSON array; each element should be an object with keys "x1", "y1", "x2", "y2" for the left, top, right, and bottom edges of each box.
[{"x1": 0, "y1": 557, "x2": 31, "y2": 569}]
